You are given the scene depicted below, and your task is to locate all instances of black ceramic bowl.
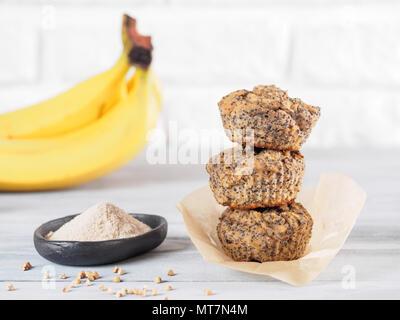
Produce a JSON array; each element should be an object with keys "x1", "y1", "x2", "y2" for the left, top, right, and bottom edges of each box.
[{"x1": 34, "y1": 213, "x2": 167, "y2": 266}]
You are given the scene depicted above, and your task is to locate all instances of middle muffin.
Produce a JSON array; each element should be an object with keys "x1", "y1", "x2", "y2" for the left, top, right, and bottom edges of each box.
[{"x1": 206, "y1": 146, "x2": 305, "y2": 209}]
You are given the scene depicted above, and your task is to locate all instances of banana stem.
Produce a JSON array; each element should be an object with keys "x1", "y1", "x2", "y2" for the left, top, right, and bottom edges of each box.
[{"x1": 122, "y1": 14, "x2": 153, "y2": 69}]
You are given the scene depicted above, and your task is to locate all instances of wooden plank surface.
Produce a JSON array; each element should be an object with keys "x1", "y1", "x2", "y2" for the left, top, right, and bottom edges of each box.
[{"x1": 0, "y1": 148, "x2": 399, "y2": 299}]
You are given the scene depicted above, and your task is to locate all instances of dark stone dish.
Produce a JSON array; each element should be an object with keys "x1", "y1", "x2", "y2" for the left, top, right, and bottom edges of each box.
[{"x1": 34, "y1": 213, "x2": 167, "y2": 266}]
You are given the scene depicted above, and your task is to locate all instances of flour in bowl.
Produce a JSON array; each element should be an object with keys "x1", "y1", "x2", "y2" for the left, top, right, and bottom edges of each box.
[{"x1": 47, "y1": 202, "x2": 151, "y2": 241}]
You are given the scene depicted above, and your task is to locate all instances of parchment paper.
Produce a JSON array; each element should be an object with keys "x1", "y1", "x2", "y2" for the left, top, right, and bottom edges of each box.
[{"x1": 177, "y1": 173, "x2": 367, "y2": 286}]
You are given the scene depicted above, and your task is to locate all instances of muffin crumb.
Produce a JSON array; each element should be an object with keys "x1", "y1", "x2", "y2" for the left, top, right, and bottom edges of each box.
[
  {"x1": 21, "y1": 262, "x2": 32, "y2": 271},
  {"x1": 154, "y1": 276, "x2": 162, "y2": 284},
  {"x1": 205, "y1": 289, "x2": 213, "y2": 296},
  {"x1": 167, "y1": 269, "x2": 175, "y2": 276},
  {"x1": 118, "y1": 268, "x2": 125, "y2": 275}
]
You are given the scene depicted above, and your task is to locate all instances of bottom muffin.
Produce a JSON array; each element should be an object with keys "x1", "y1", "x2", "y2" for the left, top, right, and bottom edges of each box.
[{"x1": 217, "y1": 202, "x2": 313, "y2": 262}]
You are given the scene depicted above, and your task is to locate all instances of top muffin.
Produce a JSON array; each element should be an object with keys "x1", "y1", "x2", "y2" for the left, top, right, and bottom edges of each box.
[{"x1": 218, "y1": 85, "x2": 320, "y2": 151}]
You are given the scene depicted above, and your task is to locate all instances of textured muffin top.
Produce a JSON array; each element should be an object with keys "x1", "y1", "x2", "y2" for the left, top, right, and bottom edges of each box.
[
  {"x1": 225, "y1": 202, "x2": 313, "y2": 239},
  {"x1": 251, "y1": 202, "x2": 312, "y2": 229},
  {"x1": 218, "y1": 85, "x2": 320, "y2": 131},
  {"x1": 206, "y1": 146, "x2": 304, "y2": 175},
  {"x1": 217, "y1": 202, "x2": 313, "y2": 261}
]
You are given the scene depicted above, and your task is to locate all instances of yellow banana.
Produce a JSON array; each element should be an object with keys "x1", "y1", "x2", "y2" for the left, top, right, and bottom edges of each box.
[
  {"x1": 0, "y1": 67, "x2": 161, "y2": 191},
  {"x1": 0, "y1": 14, "x2": 161, "y2": 191},
  {"x1": 0, "y1": 70, "x2": 159, "y2": 153},
  {"x1": 0, "y1": 14, "x2": 147, "y2": 139},
  {"x1": 0, "y1": 51, "x2": 129, "y2": 140},
  {"x1": 128, "y1": 71, "x2": 161, "y2": 107}
]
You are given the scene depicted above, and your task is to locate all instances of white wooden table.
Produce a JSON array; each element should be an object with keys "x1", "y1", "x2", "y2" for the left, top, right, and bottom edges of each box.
[{"x1": 0, "y1": 149, "x2": 399, "y2": 300}]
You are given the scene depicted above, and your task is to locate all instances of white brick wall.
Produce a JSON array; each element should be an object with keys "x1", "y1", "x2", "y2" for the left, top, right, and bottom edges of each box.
[
  {"x1": 0, "y1": 1, "x2": 399, "y2": 148},
  {"x1": 290, "y1": 7, "x2": 400, "y2": 87},
  {"x1": 0, "y1": 8, "x2": 39, "y2": 84}
]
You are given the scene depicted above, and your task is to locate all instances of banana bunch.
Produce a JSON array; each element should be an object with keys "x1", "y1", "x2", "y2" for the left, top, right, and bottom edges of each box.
[{"x1": 0, "y1": 15, "x2": 162, "y2": 191}]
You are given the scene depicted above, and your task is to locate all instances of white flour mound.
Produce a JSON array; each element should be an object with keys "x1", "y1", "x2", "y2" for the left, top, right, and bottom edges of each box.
[{"x1": 47, "y1": 202, "x2": 151, "y2": 241}]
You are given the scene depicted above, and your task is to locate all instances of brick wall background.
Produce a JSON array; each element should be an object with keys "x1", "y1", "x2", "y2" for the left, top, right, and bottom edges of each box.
[{"x1": 0, "y1": 1, "x2": 399, "y2": 149}]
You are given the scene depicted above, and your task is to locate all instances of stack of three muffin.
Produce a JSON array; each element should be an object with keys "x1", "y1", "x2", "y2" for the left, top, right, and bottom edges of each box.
[{"x1": 206, "y1": 85, "x2": 321, "y2": 262}]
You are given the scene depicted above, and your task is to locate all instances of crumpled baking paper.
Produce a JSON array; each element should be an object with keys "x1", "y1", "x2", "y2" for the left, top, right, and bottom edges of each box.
[{"x1": 177, "y1": 173, "x2": 366, "y2": 286}]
